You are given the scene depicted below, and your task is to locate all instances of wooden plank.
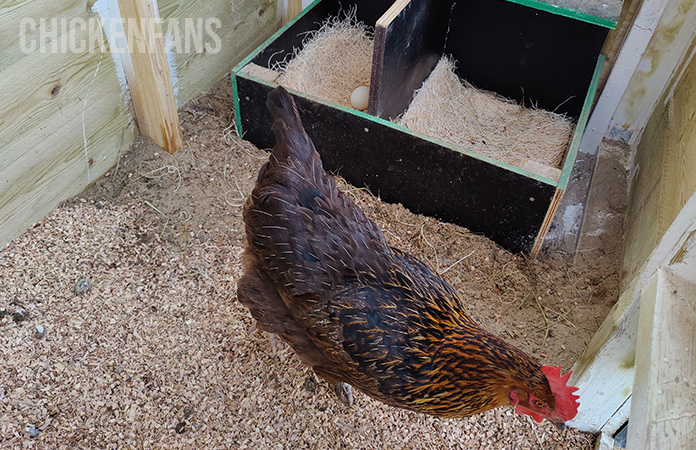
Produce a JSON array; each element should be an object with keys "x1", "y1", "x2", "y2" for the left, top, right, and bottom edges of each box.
[
  {"x1": 621, "y1": 29, "x2": 696, "y2": 289},
  {"x1": 535, "y1": 0, "x2": 623, "y2": 23},
  {"x1": 156, "y1": 0, "x2": 278, "y2": 107},
  {"x1": 594, "y1": 432, "x2": 616, "y2": 450},
  {"x1": 613, "y1": 0, "x2": 696, "y2": 147},
  {"x1": 595, "y1": 0, "x2": 642, "y2": 102},
  {"x1": 579, "y1": 0, "x2": 670, "y2": 155},
  {"x1": 530, "y1": 188, "x2": 564, "y2": 259},
  {"x1": 118, "y1": 0, "x2": 182, "y2": 153},
  {"x1": 0, "y1": 107, "x2": 134, "y2": 247},
  {"x1": 288, "y1": 0, "x2": 304, "y2": 20},
  {"x1": 657, "y1": 53, "x2": 696, "y2": 238},
  {"x1": 565, "y1": 281, "x2": 639, "y2": 433},
  {"x1": 626, "y1": 268, "x2": 696, "y2": 450},
  {"x1": 558, "y1": 55, "x2": 606, "y2": 190},
  {"x1": 368, "y1": 0, "x2": 455, "y2": 119},
  {"x1": 509, "y1": 0, "x2": 620, "y2": 28},
  {"x1": 0, "y1": 0, "x2": 85, "y2": 66},
  {"x1": 601, "y1": 398, "x2": 632, "y2": 437},
  {"x1": 0, "y1": 1, "x2": 120, "y2": 168},
  {"x1": 623, "y1": 183, "x2": 661, "y2": 290}
]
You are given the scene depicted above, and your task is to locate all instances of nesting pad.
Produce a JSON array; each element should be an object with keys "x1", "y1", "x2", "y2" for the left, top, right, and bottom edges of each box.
[
  {"x1": 275, "y1": 14, "x2": 571, "y2": 176},
  {"x1": 398, "y1": 57, "x2": 574, "y2": 173},
  {"x1": 276, "y1": 11, "x2": 374, "y2": 108}
]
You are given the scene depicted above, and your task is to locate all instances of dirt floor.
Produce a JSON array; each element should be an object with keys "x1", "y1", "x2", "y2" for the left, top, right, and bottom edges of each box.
[{"x1": 0, "y1": 78, "x2": 626, "y2": 449}]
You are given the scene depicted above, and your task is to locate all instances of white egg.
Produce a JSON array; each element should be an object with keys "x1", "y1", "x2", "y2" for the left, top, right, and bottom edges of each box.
[{"x1": 350, "y1": 86, "x2": 369, "y2": 111}]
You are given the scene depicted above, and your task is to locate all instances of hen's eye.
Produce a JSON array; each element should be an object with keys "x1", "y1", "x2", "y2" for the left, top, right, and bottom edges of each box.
[{"x1": 533, "y1": 400, "x2": 545, "y2": 409}]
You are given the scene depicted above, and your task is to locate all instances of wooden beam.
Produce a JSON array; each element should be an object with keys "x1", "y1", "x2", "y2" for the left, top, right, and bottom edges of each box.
[
  {"x1": 118, "y1": 0, "x2": 183, "y2": 153},
  {"x1": 614, "y1": 0, "x2": 696, "y2": 147},
  {"x1": 626, "y1": 268, "x2": 696, "y2": 450},
  {"x1": 579, "y1": 0, "x2": 670, "y2": 155},
  {"x1": 595, "y1": 0, "x2": 642, "y2": 99}
]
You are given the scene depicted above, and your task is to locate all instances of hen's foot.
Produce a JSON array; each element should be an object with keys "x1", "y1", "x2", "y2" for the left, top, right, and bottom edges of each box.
[
  {"x1": 268, "y1": 333, "x2": 286, "y2": 359},
  {"x1": 333, "y1": 382, "x2": 354, "y2": 406}
]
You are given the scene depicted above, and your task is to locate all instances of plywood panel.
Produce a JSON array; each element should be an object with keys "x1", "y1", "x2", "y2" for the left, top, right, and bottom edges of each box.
[{"x1": 369, "y1": 0, "x2": 455, "y2": 119}]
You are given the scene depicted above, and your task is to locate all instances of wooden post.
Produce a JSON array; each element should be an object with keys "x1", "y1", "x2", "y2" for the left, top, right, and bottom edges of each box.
[
  {"x1": 118, "y1": 0, "x2": 183, "y2": 153},
  {"x1": 287, "y1": 0, "x2": 304, "y2": 21},
  {"x1": 626, "y1": 268, "x2": 696, "y2": 450},
  {"x1": 579, "y1": 0, "x2": 670, "y2": 155}
]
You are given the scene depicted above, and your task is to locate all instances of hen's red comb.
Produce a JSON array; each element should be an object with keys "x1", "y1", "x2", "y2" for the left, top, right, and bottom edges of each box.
[{"x1": 542, "y1": 365, "x2": 580, "y2": 422}]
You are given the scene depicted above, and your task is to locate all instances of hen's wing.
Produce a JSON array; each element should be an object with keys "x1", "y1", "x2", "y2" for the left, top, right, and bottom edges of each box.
[
  {"x1": 242, "y1": 87, "x2": 392, "y2": 299},
  {"x1": 238, "y1": 87, "x2": 396, "y2": 373}
]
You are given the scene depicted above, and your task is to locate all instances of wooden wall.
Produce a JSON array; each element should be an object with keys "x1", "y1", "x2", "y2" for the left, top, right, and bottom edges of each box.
[
  {"x1": 0, "y1": 0, "x2": 278, "y2": 248},
  {"x1": 158, "y1": 0, "x2": 277, "y2": 106},
  {"x1": 622, "y1": 35, "x2": 696, "y2": 288},
  {"x1": 0, "y1": 0, "x2": 136, "y2": 248}
]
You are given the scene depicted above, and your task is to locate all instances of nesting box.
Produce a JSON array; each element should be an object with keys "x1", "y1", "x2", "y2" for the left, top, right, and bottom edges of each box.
[{"x1": 232, "y1": 0, "x2": 614, "y2": 255}]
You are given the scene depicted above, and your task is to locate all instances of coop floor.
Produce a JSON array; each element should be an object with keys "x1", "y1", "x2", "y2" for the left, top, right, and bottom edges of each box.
[{"x1": 0, "y1": 78, "x2": 625, "y2": 449}]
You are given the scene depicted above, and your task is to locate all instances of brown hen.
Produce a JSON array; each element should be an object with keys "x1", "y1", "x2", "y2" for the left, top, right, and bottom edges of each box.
[{"x1": 237, "y1": 86, "x2": 579, "y2": 424}]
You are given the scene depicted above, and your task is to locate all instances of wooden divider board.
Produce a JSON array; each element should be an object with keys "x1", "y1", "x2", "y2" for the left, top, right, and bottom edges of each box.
[{"x1": 368, "y1": 0, "x2": 454, "y2": 120}]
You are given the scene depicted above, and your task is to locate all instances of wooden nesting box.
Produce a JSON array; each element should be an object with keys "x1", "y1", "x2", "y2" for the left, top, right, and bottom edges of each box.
[{"x1": 232, "y1": 0, "x2": 614, "y2": 255}]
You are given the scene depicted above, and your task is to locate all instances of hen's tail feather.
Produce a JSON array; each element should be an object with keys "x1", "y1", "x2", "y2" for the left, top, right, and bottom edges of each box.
[{"x1": 266, "y1": 86, "x2": 315, "y2": 164}]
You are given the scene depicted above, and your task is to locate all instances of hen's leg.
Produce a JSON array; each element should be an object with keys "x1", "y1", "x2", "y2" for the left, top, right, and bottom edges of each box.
[
  {"x1": 248, "y1": 320, "x2": 286, "y2": 357},
  {"x1": 333, "y1": 382, "x2": 354, "y2": 406},
  {"x1": 268, "y1": 332, "x2": 286, "y2": 357}
]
